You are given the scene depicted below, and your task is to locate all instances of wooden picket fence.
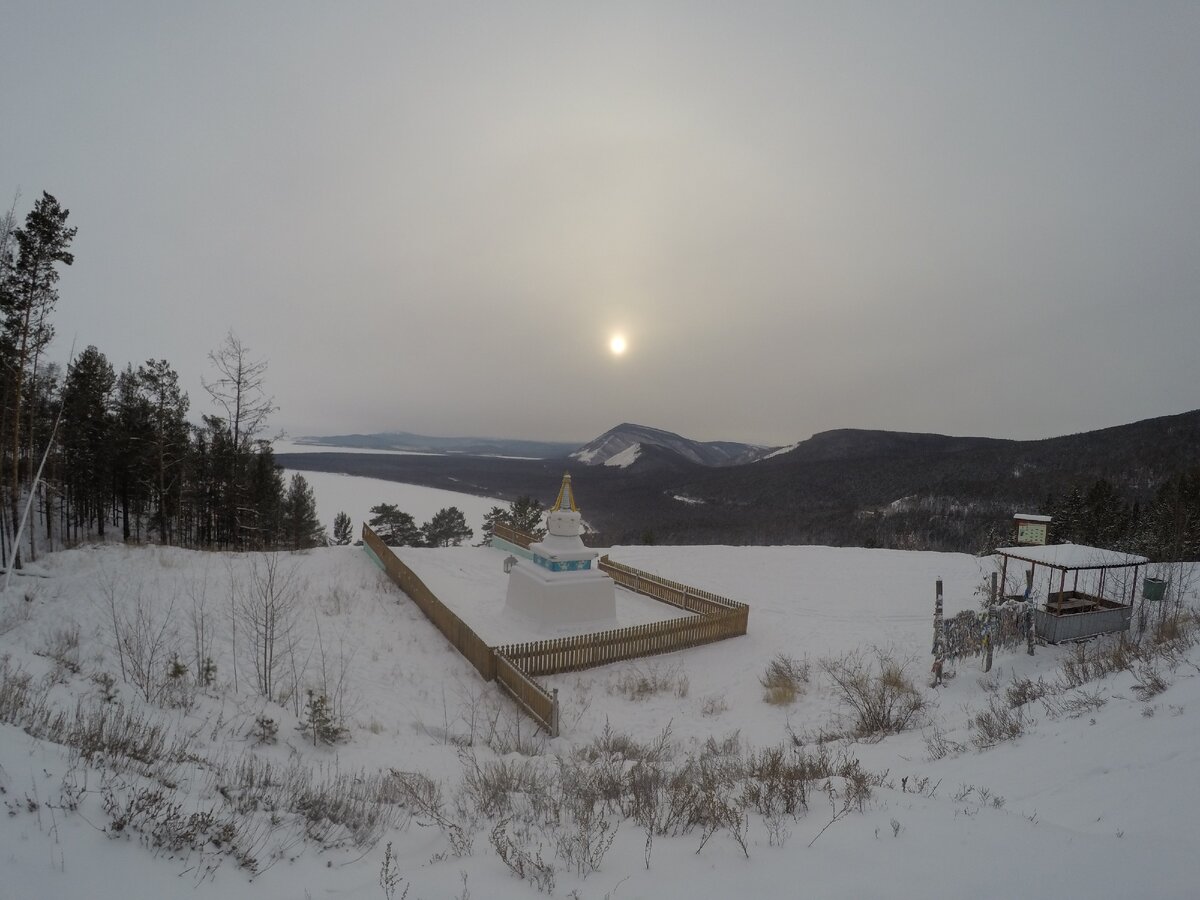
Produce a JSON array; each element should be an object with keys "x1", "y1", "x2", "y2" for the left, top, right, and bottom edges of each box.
[
  {"x1": 362, "y1": 524, "x2": 495, "y2": 679},
  {"x1": 495, "y1": 609, "x2": 746, "y2": 676},
  {"x1": 492, "y1": 522, "x2": 534, "y2": 549},
  {"x1": 495, "y1": 652, "x2": 559, "y2": 735},
  {"x1": 598, "y1": 555, "x2": 746, "y2": 617},
  {"x1": 367, "y1": 522, "x2": 750, "y2": 735},
  {"x1": 363, "y1": 524, "x2": 558, "y2": 733}
]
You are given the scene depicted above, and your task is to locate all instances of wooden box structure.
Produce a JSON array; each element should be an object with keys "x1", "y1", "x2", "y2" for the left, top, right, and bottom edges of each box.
[{"x1": 996, "y1": 543, "x2": 1148, "y2": 643}]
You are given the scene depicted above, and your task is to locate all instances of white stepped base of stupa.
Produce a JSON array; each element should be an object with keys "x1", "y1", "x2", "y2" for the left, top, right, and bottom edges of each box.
[{"x1": 504, "y1": 562, "x2": 616, "y2": 629}]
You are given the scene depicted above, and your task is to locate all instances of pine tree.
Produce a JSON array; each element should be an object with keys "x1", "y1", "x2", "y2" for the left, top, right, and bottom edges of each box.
[
  {"x1": 245, "y1": 445, "x2": 285, "y2": 548},
  {"x1": 332, "y1": 511, "x2": 353, "y2": 546},
  {"x1": 422, "y1": 506, "x2": 473, "y2": 547},
  {"x1": 137, "y1": 359, "x2": 190, "y2": 545},
  {"x1": 59, "y1": 346, "x2": 116, "y2": 540},
  {"x1": 3, "y1": 192, "x2": 75, "y2": 566},
  {"x1": 509, "y1": 495, "x2": 545, "y2": 536},
  {"x1": 480, "y1": 505, "x2": 508, "y2": 542},
  {"x1": 111, "y1": 365, "x2": 153, "y2": 541},
  {"x1": 368, "y1": 503, "x2": 421, "y2": 546},
  {"x1": 301, "y1": 689, "x2": 344, "y2": 745},
  {"x1": 282, "y1": 472, "x2": 324, "y2": 549},
  {"x1": 480, "y1": 496, "x2": 545, "y2": 543}
]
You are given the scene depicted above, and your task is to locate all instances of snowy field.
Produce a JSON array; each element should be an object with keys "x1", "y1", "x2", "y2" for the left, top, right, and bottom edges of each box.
[
  {"x1": 1, "y1": 535, "x2": 1197, "y2": 899},
  {"x1": 0, "y1": 456, "x2": 1196, "y2": 899}
]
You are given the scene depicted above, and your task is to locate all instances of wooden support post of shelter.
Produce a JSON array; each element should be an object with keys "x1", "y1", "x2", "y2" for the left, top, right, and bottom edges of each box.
[{"x1": 933, "y1": 578, "x2": 944, "y2": 656}]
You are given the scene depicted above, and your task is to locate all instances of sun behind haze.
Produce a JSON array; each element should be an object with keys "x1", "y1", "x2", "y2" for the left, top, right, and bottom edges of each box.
[
  {"x1": 610, "y1": 335, "x2": 627, "y2": 356},
  {"x1": 4, "y1": 4, "x2": 1199, "y2": 445}
]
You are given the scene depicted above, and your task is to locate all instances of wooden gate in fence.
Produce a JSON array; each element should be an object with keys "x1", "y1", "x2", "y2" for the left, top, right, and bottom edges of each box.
[{"x1": 363, "y1": 523, "x2": 750, "y2": 736}]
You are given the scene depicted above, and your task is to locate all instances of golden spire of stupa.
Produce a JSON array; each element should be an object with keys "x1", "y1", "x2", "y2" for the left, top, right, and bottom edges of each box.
[{"x1": 550, "y1": 472, "x2": 578, "y2": 512}]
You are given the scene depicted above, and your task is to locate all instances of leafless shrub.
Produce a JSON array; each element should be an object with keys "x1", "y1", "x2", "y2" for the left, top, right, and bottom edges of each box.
[
  {"x1": 456, "y1": 748, "x2": 548, "y2": 820},
  {"x1": 490, "y1": 818, "x2": 556, "y2": 893},
  {"x1": 1131, "y1": 663, "x2": 1170, "y2": 701},
  {"x1": 701, "y1": 694, "x2": 728, "y2": 717},
  {"x1": 292, "y1": 767, "x2": 397, "y2": 848},
  {"x1": 702, "y1": 730, "x2": 741, "y2": 758},
  {"x1": 38, "y1": 625, "x2": 81, "y2": 679},
  {"x1": 760, "y1": 653, "x2": 810, "y2": 705},
  {"x1": 553, "y1": 789, "x2": 618, "y2": 877},
  {"x1": 100, "y1": 776, "x2": 257, "y2": 871},
  {"x1": 583, "y1": 720, "x2": 674, "y2": 765},
  {"x1": 742, "y1": 745, "x2": 808, "y2": 818},
  {"x1": 610, "y1": 663, "x2": 689, "y2": 702},
  {"x1": 969, "y1": 693, "x2": 1032, "y2": 749},
  {"x1": 820, "y1": 648, "x2": 927, "y2": 737},
  {"x1": 1005, "y1": 674, "x2": 1052, "y2": 709},
  {"x1": 923, "y1": 725, "x2": 966, "y2": 760},
  {"x1": 806, "y1": 778, "x2": 856, "y2": 848},
  {"x1": 379, "y1": 841, "x2": 409, "y2": 900},
  {"x1": 1041, "y1": 687, "x2": 1107, "y2": 719},
  {"x1": 104, "y1": 578, "x2": 177, "y2": 704},
  {"x1": 1148, "y1": 606, "x2": 1200, "y2": 656},
  {"x1": 482, "y1": 702, "x2": 548, "y2": 757}
]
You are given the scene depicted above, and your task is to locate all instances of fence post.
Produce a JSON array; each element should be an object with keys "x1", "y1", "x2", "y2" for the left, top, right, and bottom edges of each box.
[
  {"x1": 550, "y1": 688, "x2": 560, "y2": 737},
  {"x1": 933, "y1": 578, "x2": 943, "y2": 656},
  {"x1": 984, "y1": 572, "x2": 996, "y2": 673}
]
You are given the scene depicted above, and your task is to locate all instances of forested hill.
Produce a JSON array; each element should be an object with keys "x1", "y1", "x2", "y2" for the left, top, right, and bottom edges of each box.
[{"x1": 279, "y1": 408, "x2": 1200, "y2": 554}]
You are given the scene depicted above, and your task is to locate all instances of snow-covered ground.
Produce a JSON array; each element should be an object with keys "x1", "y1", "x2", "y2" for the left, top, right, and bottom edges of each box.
[
  {"x1": 1, "y1": 534, "x2": 1197, "y2": 899},
  {"x1": 389, "y1": 547, "x2": 687, "y2": 644}
]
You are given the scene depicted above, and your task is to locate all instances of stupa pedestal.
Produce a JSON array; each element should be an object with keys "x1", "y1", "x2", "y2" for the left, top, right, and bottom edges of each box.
[{"x1": 504, "y1": 474, "x2": 616, "y2": 628}]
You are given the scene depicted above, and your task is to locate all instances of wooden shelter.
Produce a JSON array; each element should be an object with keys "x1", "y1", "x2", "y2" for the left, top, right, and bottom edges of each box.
[{"x1": 996, "y1": 543, "x2": 1148, "y2": 643}]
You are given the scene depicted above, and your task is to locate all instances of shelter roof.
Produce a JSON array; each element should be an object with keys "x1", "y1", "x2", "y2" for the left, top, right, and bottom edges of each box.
[{"x1": 995, "y1": 542, "x2": 1148, "y2": 570}]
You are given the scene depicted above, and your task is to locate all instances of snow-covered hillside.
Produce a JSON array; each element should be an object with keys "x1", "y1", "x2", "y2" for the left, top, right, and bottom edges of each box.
[
  {"x1": 1, "y1": 540, "x2": 1197, "y2": 899},
  {"x1": 570, "y1": 423, "x2": 774, "y2": 468}
]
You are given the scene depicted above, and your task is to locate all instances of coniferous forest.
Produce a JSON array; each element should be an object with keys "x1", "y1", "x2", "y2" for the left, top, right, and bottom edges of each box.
[{"x1": 0, "y1": 191, "x2": 325, "y2": 565}]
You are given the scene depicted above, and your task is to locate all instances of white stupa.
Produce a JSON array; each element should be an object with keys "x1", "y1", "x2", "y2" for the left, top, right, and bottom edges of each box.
[{"x1": 504, "y1": 473, "x2": 616, "y2": 628}]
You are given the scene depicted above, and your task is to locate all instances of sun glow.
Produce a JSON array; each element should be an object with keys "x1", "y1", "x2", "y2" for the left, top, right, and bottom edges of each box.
[{"x1": 609, "y1": 334, "x2": 627, "y2": 355}]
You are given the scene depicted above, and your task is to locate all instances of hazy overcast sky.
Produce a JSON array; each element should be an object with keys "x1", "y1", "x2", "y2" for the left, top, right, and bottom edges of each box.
[{"x1": 3, "y1": 2, "x2": 1198, "y2": 446}]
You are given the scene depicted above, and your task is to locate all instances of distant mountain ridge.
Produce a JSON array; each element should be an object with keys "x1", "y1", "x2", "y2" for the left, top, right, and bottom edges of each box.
[
  {"x1": 279, "y1": 409, "x2": 1200, "y2": 551},
  {"x1": 762, "y1": 428, "x2": 1013, "y2": 464},
  {"x1": 570, "y1": 423, "x2": 776, "y2": 469},
  {"x1": 294, "y1": 431, "x2": 577, "y2": 460}
]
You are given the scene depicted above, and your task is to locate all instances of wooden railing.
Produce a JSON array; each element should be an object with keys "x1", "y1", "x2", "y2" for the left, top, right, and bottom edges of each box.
[
  {"x1": 365, "y1": 523, "x2": 750, "y2": 735},
  {"x1": 495, "y1": 652, "x2": 558, "y2": 735},
  {"x1": 495, "y1": 609, "x2": 746, "y2": 676},
  {"x1": 598, "y1": 555, "x2": 747, "y2": 618},
  {"x1": 364, "y1": 523, "x2": 559, "y2": 735},
  {"x1": 492, "y1": 522, "x2": 535, "y2": 549},
  {"x1": 362, "y1": 524, "x2": 496, "y2": 680}
]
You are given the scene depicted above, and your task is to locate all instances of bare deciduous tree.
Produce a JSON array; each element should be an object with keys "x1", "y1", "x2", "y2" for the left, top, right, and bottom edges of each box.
[
  {"x1": 202, "y1": 331, "x2": 278, "y2": 453},
  {"x1": 237, "y1": 553, "x2": 301, "y2": 701}
]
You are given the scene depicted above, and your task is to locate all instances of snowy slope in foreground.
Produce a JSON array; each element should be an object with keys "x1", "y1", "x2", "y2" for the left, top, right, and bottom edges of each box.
[{"x1": 1, "y1": 544, "x2": 1197, "y2": 899}]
